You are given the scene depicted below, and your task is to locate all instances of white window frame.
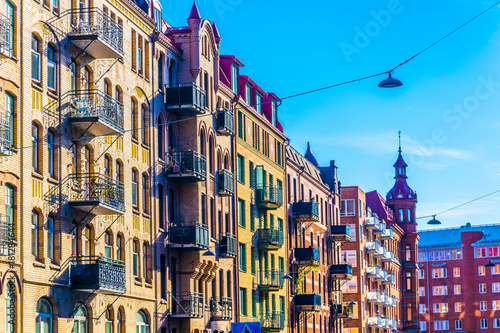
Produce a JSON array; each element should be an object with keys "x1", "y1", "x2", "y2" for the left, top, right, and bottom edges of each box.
[
  {"x1": 480, "y1": 318, "x2": 488, "y2": 329},
  {"x1": 455, "y1": 320, "x2": 462, "y2": 330},
  {"x1": 340, "y1": 199, "x2": 355, "y2": 217},
  {"x1": 480, "y1": 300, "x2": 487, "y2": 311}
]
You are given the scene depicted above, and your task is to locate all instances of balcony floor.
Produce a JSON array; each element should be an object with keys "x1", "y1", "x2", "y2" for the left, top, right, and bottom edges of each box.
[
  {"x1": 167, "y1": 173, "x2": 206, "y2": 183},
  {"x1": 69, "y1": 200, "x2": 125, "y2": 215},
  {"x1": 69, "y1": 117, "x2": 123, "y2": 137},
  {"x1": 69, "y1": 35, "x2": 124, "y2": 58}
]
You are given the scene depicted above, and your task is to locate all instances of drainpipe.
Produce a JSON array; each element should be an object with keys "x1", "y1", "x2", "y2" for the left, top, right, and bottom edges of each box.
[
  {"x1": 230, "y1": 95, "x2": 239, "y2": 325},
  {"x1": 19, "y1": 0, "x2": 24, "y2": 329},
  {"x1": 425, "y1": 248, "x2": 430, "y2": 332}
]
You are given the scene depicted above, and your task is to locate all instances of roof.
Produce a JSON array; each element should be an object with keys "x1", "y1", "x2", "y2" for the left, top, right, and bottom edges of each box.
[
  {"x1": 286, "y1": 145, "x2": 325, "y2": 187},
  {"x1": 304, "y1": 142, "x2": 320, "y2": 168},
  {"x1": 419, "y1": 223, "x2": 500, "y2": 249},
  {"x1": 188, "y1": 2, "x2": 201, "y2": 19}
]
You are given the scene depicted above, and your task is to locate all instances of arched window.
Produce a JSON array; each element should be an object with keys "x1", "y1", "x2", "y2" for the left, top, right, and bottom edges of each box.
[
  {"x1": 104, "y1": 79, "x2": 111, "y2": 97},
  {"x1": 141, "y1": 105, "x2": 149, "y2": 145},
  {"x1": 35, "y1": 298, "x2": 52, "y2": 333},
  {"x1": 208, "y1": 136, "x2": 214, "y2": 174},
  {"x1": 32, "y1": 122, "x2": 40, "y2": 172},
  {"x1": 73, "y1": 305, "x2": 88, "y2": 333},
  {"x1": 136, "y1": 310, "x2": 149, "y2": 333},
  {"x1": 32, "y1": 209, "x2": 39, "y2": 258},
  {"x1": 31, "y1": 34, "x2": 41, "y2": 81},
  {"x1": 47, "y1": 45, "x2": 56, "y2": 90},
  {"x1": 5, "y1": 1, "x2": 13, "y2": 57},
  {"x1": 5, "y1": 92, "x2": 14, "y2": 149},
  {"x1": 200, "y1": 129, "x2": 205, "y2": 156},
  {"x1": 104, "y1": 230, "x2": 112, "y2": 258},
  {"x1": 117, "y1": 307, "x2": 124, "y2": 333},
  {"x1": 131, "y1": 98, "x2": 137, "y2": 139},
  {"x1": 115, "y1": 160, "x2": 122, "y2": 182},
  {"x1": 157, "y1": 115, "x2": 164, "y2": 159},
  {"x1": 83, "y1": 225, "x2": 92, "y2": 257},
  {"x1": 116, "y1": 233, "x2": 123, "y2": 261},
  {"x1": 47, "y1": 216, "x2": 54, "y2": 261},
  {"x1": 104, "y1": 155, "x2": 110, "y2": 177},
  {"x1": 105, "y1": 307, "x2": 113, "y2": 333},
  {"x1": 132, "y1": 169, "x2": 138, "y2": 207},
  {"x1": 142, "y1": 173, "x2": 149, "y2": 213},
  {"x1": 132, "y1": 239, "x2": 139, "y2": 277},
  {"x1": 5, "y1": 282, "x2": 15, "y2": 332}
]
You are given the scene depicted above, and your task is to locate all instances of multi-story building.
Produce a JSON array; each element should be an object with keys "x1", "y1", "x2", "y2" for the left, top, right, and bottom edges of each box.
[
  {"x1": 286, "y1": 143, "x2": 347, "y2": 333},
  {"x1": 418, "y1": 223, "x2": 500, "y2": 332}
]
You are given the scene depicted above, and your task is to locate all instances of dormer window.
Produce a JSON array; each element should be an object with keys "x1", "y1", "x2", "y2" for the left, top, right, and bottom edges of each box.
[
  {"x1": 271, "y1": 100, "x2": 277, "y2": 127},
  {"x1": 154, "y1": 8, "x2": 162, "y2": 31},
  {"x1": 231, "y1": 63, "x2": 238, "y2": 95},
  {"x1": 245, "y1": 83, "x2": 251, "y2": 105},
  {"x1": 255, "y1": 93, "x2": 262, "y2": 114}
]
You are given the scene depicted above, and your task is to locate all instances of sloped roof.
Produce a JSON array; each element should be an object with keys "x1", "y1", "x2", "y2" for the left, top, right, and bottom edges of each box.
[
  {"x1": 419, "y1": 223, "x2": 500, "y2": 249},
  {"x1": 286, "y1": 145, "x2": 325, "y2": 186}
]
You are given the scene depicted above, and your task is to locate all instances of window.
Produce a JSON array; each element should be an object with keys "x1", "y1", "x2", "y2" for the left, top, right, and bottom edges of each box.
[
  {"x1": 31, "y1": 35, "x2": 41, "y2": 81},
  {"x1": 419, "y1": 304, "x2": 426, "y2": 314},
  {"x1": 255, "y1": 92, "x2": 262, "y2": 114},
  {"x1": 433, "y1": 303, "x2": 448, "y2": 313},
  {"x1": 104, "y1": 231, "x2": 112, "y2": 258},
  {"x1": 493, "y1": 264, "x2": 500, "y2": 275},
  {"x1": 73, "y1": 306, "x2": 88, "y2": 333},
  {"x1": 420, "y1": 321, "x2": 426, "y2": 331},
  {"x1": 494, "y1": 283, "x2": 500, "y2": 293},
  {"x1": 3, "y1": 184, "x2": 14, "y2": 253},
  {"x1": 476, "y1": 247, "x2": 487, "y2": 258},
  {"x1": 432, "y1": 286, "x2": 447, "y2": 295},
  {"x1": 342, "y1": 279, "x2": 357, "y2": 293},
  {"x1": 341, "y1": 250, "x2": 357, "y2": 267},
  {"x1": 239, "y1": 243, "x2": 246, "y2": 271},
  {"x1": 5, "y1": 282, "x2": 15, "y2": 332},
  {"x1": 494, "y1": 318, "x2": 500, "y2": 329},
  {"x1": 479, "y1": 283, "x2": 486, "y2": 293},
  {"x1": 239, "y1": 288, "x2": 247, "y2": 315},
  {"x1": 132, "y1": 169, "x2": 138, "y2": 207},
  {"x1": 480, "y1": 300, "x2": 487, "y2": 311},
  {"x1": 399, "y1": 208, "x2": 403, "y2": 222},
  {"x1": 340, "y1": 199, "x2": 355, "y2": 216},
  {"x1": 142, "y1": 173, "x2": 149, "y2": 213},
  {"x1": 47, "y1": 131, "x2": 55, "y2": 178},
  {"x1": 492, "y1": 300, "x2": 500, "y2": 310},
  {"x1": 117, "y1": 308, "x2": 123, "y2": 333},
  {"x1": 141, "y1": 105, "x2": 148, "y2": 145},
  {"x1": 138, "y1": 38, "x2": 143, "y2": 73},
  {"x1": 434, "y1": 321, "x2": 449, "y2": 330},
  {"x1": 238, "y1": 199, "x2": 245, "y2": 228},
  {"x1": 5, "y1": 92, "x2": 14, "y2": 149},
  {"x1": 136, "y1": 311, "x2": 149, "y2": 333},
  {"x1": 237, "y1": 154, "x2": 244, "y2": 183},
  {"x1": 432, "y1": 268, "x2": 447, "y2": 278},
  {"x1": 32, "y1": 122, "x2": 39, "y2": 172},
  {"x1": 271, "y1": 100, "x2": 277, "y2": 127},
  {"x1": 455, "y1": 320, "x2": 462, "y2": 330},
  {"x1": 249, "y1": 161, "x2": 254, "y2": 189},
  {"x1": 419, "y1": 269, "x2": 424, "y2": 279},
  {"x1": 35, "y1": 298, "x2": 52, "y2": 333},
  {"x1": 489, "y1": 246, "x2": 500, "y2": 257},
  {"x1": 245, "y1": 83, "x2": 251, "y2": 105},
  {"x1": 454, "y1": 284, "x2": 461, "y2": 295},
  {"x1": 47, "y1": 46, "x2": 56, "y2": 90},
  {"x1": 251, "y1": 247, "x2": 256, "y2": 275},
  {"x1": 143, "y1": 244, "x2": 148, "y2": 281},
  {"x1": 32, "y1": 210, "x2": 39, "y2": 258},
  {"x1": 479, "y1": 265, "x2": 486, "y2": 276},
  {"x1": 453, "y1": 267, "x2": 460, "y2": 277},
  {"x1": 406, "y1": 272, "x2": 411, "y2": 290},
  {"x1": 230, "y1": 63, "x2": 238, "y2": 94},
  {"x1": 480, "y1": 319, "x2": 488, "y2": 329},
  {"x1": 406, "y1": 245, "x2": 411, "y2": 261},
  {"x1": 131, "y1": 99, "x2": 137, "y2": 139},
  {"x1": 452, "y1": 248, "x2": 462, "y2": 259},
  {"x1": 47, "y1": 216, "x2": 54, "y2": 261},
  {"x1": 105, "y1": 308, "x2": 112, "y2": 333},
  {"x1": 116, "y1": 234, "x2": 123, "y2": 261},
  {"x1": 419, "y1": 287, "x2": 425, "y2": 296},
  {"x1": 5, "y1": 1, "x2": 13, "y2": 56},
  {"x1": 133, "y1": 240, "x2": 139, "y2": 277},
  {"x1": 454, "y1": 302, "x2": 462, "y2": 312}
]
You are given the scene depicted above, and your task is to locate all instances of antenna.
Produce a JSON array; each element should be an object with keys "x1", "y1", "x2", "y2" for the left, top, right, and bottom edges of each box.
[{"x1": 398, "y1": 131, "x2": 402, "y2": 153}]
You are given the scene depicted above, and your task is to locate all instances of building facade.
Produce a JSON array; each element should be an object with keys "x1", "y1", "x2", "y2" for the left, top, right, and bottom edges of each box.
[{"x1": 418, "y1": 223, "x2": 500, "y2": 332}]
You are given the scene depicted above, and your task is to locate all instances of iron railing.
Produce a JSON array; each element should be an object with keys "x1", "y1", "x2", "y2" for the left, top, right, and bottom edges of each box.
[
  {"x1": 255, "y1": 185, "x2": 282, "y2": 208},
  {"x1": 165, "y1": 83, "x2": 207, "y2": 113},
  {"x1": 70, "y1": 256, "x2": 126, "y2": 293},
  {"x1": 291, "y1": 201, "x2": 319, "y2": 221},
  {"x1": 166, "y1": 151, "x2": 207, "y2": 180},
  {"x1": 258, "y1": 270, "x2": 284, "y2": 290},
  {"x1": 294, "y1": 247, "x2": 320, "y2": 266},
  {"x1": 217, "y1": 169, "x2": 234, "y2": 196},
  {"x1": 210, "y1": 296, "x2": 233, "y2": 320},
  {"x1": 169, "y1": 222, "x2": 209, "y2": 249},
  {"x1": 0, "y1": 112, "x2": 12, "y2": 154},
  {"x1": 0, "y1": 13, "x2": 11, "y2": 56},
  {"x1": 67, "y1": 7, "x2": 123, "y2": 55},
  {"x1": 257, "y1": 228, "x2": 283, "y2": 249},
  {"x1": 261, "y1": 312, "x2": 284, "y2": 330},
  {"x1": 68, "y1": 89, "x2": 124, "y2": 132},
  {"x1": 69, "y1": 173, "x2": 125, "y2": 212},
  {"x1": 219, "y1": 233, "x2": 237, "y2": 257},
  {"x1": 216, "y1": 108, "x2": 234, "y2": 135},
  {"x1": 170, "y1": 292, "x2": 204, "y2": 318}
]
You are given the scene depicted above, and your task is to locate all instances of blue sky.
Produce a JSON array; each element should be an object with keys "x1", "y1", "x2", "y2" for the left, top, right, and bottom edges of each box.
[{"x1": 163, "y1": 1, "x2": 500, "y2": 230}]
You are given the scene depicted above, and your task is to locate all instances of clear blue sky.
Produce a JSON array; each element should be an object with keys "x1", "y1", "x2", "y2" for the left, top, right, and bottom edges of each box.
[{"x1": 162, "y1": 1, "x2": 500, "y2": 230}]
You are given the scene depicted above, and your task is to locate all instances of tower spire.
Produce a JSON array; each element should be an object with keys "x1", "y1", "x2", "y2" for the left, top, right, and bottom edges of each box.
[{"x1": 398, "y1": 130, "x2": 402, "y2": 154}]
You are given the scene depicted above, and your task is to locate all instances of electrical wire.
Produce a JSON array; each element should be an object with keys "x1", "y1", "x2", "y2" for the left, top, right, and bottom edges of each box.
[{"x1": 11, "y1": 0, "x2": 500, "y2": 151}]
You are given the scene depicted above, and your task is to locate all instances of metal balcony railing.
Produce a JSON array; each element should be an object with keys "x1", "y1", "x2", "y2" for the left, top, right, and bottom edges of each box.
[
  {"x1": 365, "y1": 216, "x2": 380, "y2": 230},
  {"x1": 294, "y1": 247, "x2": 320, "y2": 266},
  {"x1": 170, "y1": 292, "x2": 204, "y2": 318},
  {"x1": 257, "y1": 228, "x2": 283, "y2": 249},
  {"x1": 381, "y1": 226, "x2": 394, "y2": 239},
  {"x1": 0, "y1": 13, "x2": 11, "y2": 57},
  {"x1": 330, "y1": 264, "x2": 352, "y2": 280},
  {"x1": 67, "y1": 8, "x2": 124, "y2": 57},
  {"x1": 68, "y1": 90, "x2": 124, "y2": 134},
  {"x1": 169, "y1": 222, "x2": 209, "y2": 250},
  {"x1": 261, "y1": 312, "x2": 284, "y2": 331},
  {"x1": 291, "y1": 201, "x2": 319, "y2": 222},
  {"x1": 166, "y1": 151, "x2": 207, "y2": 182},
  {"x1": 219, "y1": 233, "x2": 237, "y2": 258},
  {"x1": 70, "y1": 256, "x2": 126, "y2": 294},
  {"x1": 165, "y1": 83, "x2": 207, "y2": 115},
  {"x1": 217, "y1": 169, "x2": 234, "y2": 196},
  {"x1": 210, "y1": 296, "x2": 233, "y2": 320},
  {"x1": 382, "y1": 249, "x2": 395, "y2": 262},
  {"x1": 329, "y1": 224, "x2": 352, "y2": 242},
  {"x1": 69, "y1": 173, "x2": 125, "y2": 214},
  {"x1": 366, "y1": 241, "x2": 384, "y2": 257},
  {"x1": 216, "y1": 108, "x2": 234, "y2": 135},
  {"x1": 0, "y1": 112, "x2": 13, "y2": 156},
  {"x1": 294, "y1": 294, "x2": 321, "y2": 312},
  {"x1": 368, "y1": 316, "x2": 383, "y2": 327},
  {"x1": 367, "y1": 290, "x2": 383, "y2": 303},
  {"x1": 255, "y1": 185, "x2": 282, "y2": 209},
  {"x1": 374, "y1": 219, "x2": 386, "y2": 233},
  {"x1": 366, "y1": 265, "x2": 386, "y2": 281},
  {"x1": 258, "y1": 270, "x2": 284, "y2": 290}
]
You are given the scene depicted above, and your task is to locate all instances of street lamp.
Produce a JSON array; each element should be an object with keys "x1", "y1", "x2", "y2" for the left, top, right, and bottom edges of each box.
[
  {"x1": 427, "y1": 215, "x2": 441, "y2": 225},
  {"x1": 378, "y1": 73, "x2": 403, "y2": 88}
]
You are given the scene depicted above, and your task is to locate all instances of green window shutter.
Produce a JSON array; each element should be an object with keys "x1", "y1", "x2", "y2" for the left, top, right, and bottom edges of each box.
[
  {"x1": 251, "y1": 247, "x2": 256, "y2": 275},
  {"x1": 249, "y1": 161, "x2": 254, "y2": 188},
  {"x1": 278, "y1": 218, "x2": 283, "y2": 232},
  {"x1": 250, "y1": 205, "x2": 255, "y2": 231}
]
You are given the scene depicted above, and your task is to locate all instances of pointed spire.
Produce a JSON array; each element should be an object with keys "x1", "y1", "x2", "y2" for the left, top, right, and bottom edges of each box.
[
  {"x1": 398, "y1": 130, "x2": 402, "y2": 154},
  {"x1": 188, "y1": 1, "x2": 201, "y2": 20},
  {"x1": 212, "y1": 21, "x2": 220, "y2": 40},
  {"x1": 304, "y1": 142, "x2": 320, "y2": 168}
]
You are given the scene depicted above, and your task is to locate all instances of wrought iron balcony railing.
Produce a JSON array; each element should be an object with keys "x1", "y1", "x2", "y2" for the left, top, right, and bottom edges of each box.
[
  {"x1": 170, "y1": 292, "x2": 204, "y2": 318},
  {"x1": 291, "y1": 201, "x2": 319, "y2": 222},
  {"x1": 169, "y1": 222, "x2": 209, "y2": 250},
  {"x1": 166, "y1": 151, "x2": 207, "y2": 182},
  {"x1": 257, "y1": 228, "x2": 283, "y2": 250},
  {"x1": 0, "y1": 13, "x2": 11, "y2": 57},
  {"x1": 165, "y1": 83, "x2": 207, "y2": 115},
  {"x1": 331, "y1": 302, "x2": 354, "y2": 319},
  {"x1": 258, "y1": 270, "x2": 284, "y2": 291},
  {"x1": 0, "y1": 112, "x2": 13, "y2": 156},
  {"x1": 69, "y1": 173, "x2": 125, "y2": 215},
  {"x1": 217, "y1": 169, "x2": 234, "y2": 196},
  {"x1": 255, "y1": 185, "x2": 282, "y2": 209},
  {"x1": 219, "y1": 233, "x2": 237, "y2": 258},
  {"x1": 294, "y1": 294, "x2": 321, "y2": 312},
  {"x1": 70, "y1": 256, "x2": 126, "y2": 294},
  {"x1": 329, "y1": 264, "x2": 352, "y2": 280},
  {"x1": 261, "y1": 312, "x2": 285, "y2": 331},
  {"x1": 294, "y1": 247, "x2": 320, "y2": 266},
  {"x1": 66, "y1": 7, "x2": 124, "y2": 58},
  {"x1": 210, "y1": 296, "x2": 233, "y2": 321},
  {"x1": 68, "y1": 90, "x2": 124, "y2": 136},
  {"x1": 216, "y1": 108, "x2": 234, "y2": 135},
  {"x1": 329, "y1": 224, "x2": 351, "y2": 242}
]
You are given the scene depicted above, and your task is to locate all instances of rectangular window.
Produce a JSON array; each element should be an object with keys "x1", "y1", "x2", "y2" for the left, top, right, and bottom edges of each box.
[
  {"x1": 251, "y1": 247, "x2": 256, "y2": 275},
  {"x1": 419, "y1": 287, "x2": 425, "y2": 296},
  {"x1": 494, "y1": 283, "x2": 500, "y2": 293},
  {"x1": 342, "y1": 278, "x2": 357, "y2": 293},
  {"x1": 31, "y1": 37, "x2": 40, "y2": 81},
  {"x1": 271, "y1": 100, "x2": 277, "y2": 127},
  {"x1": 420, "y1": 321, "x2": 426, "y2": 331},
  {"x1": 494, "y1": 318, "x2": 500, "y2": 329},
  {"x1": 238, "y1": 199, "x2": 245, "y2": 228},
  {"x1": 432, "y1": 268, "x2": 447, "y2": 278},
  {"x1": 47, "y1": 49, "x2": 56, "y2": 90},
  {"x1": 480, "y1": 319, "x2": 488, "y2": 329},
  {"x1": 452, "y1": 248, "x2": 462, "y2": 259},
  {"x1": 455, "y1": 320, "x2": 462, "y2": 330},
  {"x1": 245, "y1": 83, "x2": 251, "y2": 105},
  {"x1": 340, "y1": 199, "x2": 355, "y2": 216},
  {"x1": 419, "y1": 304, "x2": 426, "y2": 314},
  {"x1": 432, "y1": 286, "x2": 448, "y2": 296},
  {"x1": 434, "y1": 321, "x2": 449, "y2": 331},
  {"x1": 231, "y1": 63, "x2": 238, "y2": 94},
  {"x1": 419, "y1": 269, "x2": 424, "y2": 279},
  {"x1": 249, "y1": 161, "x2": 254, "y2": 189},
  {"x1": 47, "y1": 216, "x2": 54, "y2": 261},
  {"x1": 493, "y1": 264, "x2": 500, "y2": 275},
  {"x1": 433, "y1": 303, "x2": 448, "y2": 313},
  {"x1": 479, "y1": 283, "x2": 486, "y2": 293},
  {"x1": 492, "y1": 300, "x2": 500, "y2": 310},
  {"x1": 255, "y1": 93, "x2": 262, "y2": 114},
  {"x1": 480, "y1": 300, "x2": 487, "y2": 311},
  {"x1": 476, "y1": 247, "x2": 487, "y2": 258},
  {"x1": 237, "y1": 154, "x2": 245, "y2": 183},
  {"x1": 349, "y1": 224, "x2": 356, "y2": 241},
  {"x1": 342, "y1": 250, "x2": 357, "y2": 267},
  {"x1": 251, "y1": 291, "x2": 257, "y2": 317},
  {"x1": 454, "y1": 302, "x2": 462, "y2": 312},
  {"x1": 239, "y1": 243, "x2": 246, "y2": 272},
  {"x1": 479, "y1": 266, "x2": 486, "y2": 276},
  {"x1": 453, "y1": 267, "x2": 460, "y2": 277},
  {"x1": 489, "y1": 246, "x2": 499, "y2": 257},
  {"x1": 454, "y1": 284, "x2": 461, "y2": 295},
  {"x1": 239, "y1": 288, "x2": 247, "y2": 316}
]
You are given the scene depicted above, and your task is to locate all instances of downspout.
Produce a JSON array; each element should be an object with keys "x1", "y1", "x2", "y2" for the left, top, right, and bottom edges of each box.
[
  {"x1": 425, "y1": 248, "x2": 430, "y2": 332},
  {"x1": 230, "y1": 95, "x2": 238, "y2": 325},
  {"x1": 19, "y1": 0, "x2": 24, "y2": 329}
]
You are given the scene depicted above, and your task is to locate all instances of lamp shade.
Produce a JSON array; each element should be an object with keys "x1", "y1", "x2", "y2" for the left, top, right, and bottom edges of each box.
[
  {"x1": 378, "y1": 74, "x2": 403, "y2": 88},
  {"x1": 427, "y1": 215, "x2": 441, "y2": 225}
]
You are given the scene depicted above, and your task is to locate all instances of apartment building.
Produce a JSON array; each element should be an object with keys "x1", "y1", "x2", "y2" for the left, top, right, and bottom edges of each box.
[
  {"x1": 286, "y1": 143, "x2": 348, "y2": 333},
  {"x1": 418, "y1": 223, "x2": 500, "y2": 332}
]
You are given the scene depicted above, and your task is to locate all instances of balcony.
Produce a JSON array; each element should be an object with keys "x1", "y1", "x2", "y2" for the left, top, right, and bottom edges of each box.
[
  {"x1": 70, "y1": 256, "x2": 125, "y2": 294},
  {"x1": 383, "y1": 295, "x2": 396, "y2": 307},
  {"x1": 368, "y1": 316, "x2": 383, "y2": 328},
  {"x1": 165, "y1": 83, "x2": 207, "y2": 115},
  {"x1": 258, "y1": 270, "x2": 284, "y2": 291},
  {"x1": 257, "y1": 228, "x2": 283, "y2": 250},
  {"x1": 68, "y1": 173, "x2": 125, "y2": 215},
  {"x1": 294, "y1": 247, "x2": 320, "y2": 266},
  {"x1": 170, "y1": 292, "x2": 204, "y2": 318},
  {"x1": 219, "y1": 233, "x2": 237, "y2": 258},
  {"x1": 68, "y1": 90, "x2": 124, "y2": 136},
  {"x1": 366, "y1": 241, "x2": 384, "y2": 257},
  {"x1": 366, "y1": 265, "x2": 387, "y2": 281},
  {"x1": 291, "y1": 201, "x2": 319, "y2": 222},
  {"x1": 365, "y1": 216, "x2": 380, "y2": 230},
  {"x1": 166, "y1": 151, "x2": 207, "y2": 182},
  {"x1": 261, "y1": 312, "x2": 284, "y2": 332},
  {"x1": 381, "y1": 226, "x2": 394, "y2": 240},
  {"x1": 217, "y1": 170, "x2": 234, "y2": 196},
  {"x1": 329, "y1": 225, "x2": 351, "y2": 242},
  {"x1": 0, "y1": 113, "x2": 13, "y2": 156},
  {"x1": 389, "y1": 318, "x2": 397, "y2": 329},
  {"x1": 294, "y1": 294, "x2": 321, "y2": 312},
  {"x1": 383, "y1": 273, "x2": 396, "y2": 286},
  {"x1": 374, "y1": 220, "x2": 386, "y2": 234},
  {"x1": 216, "y1": 108, "x2": 234, "y2": 135},
  {"x1": 329, "y1": 264, "x2": 352, "y2": 280},
  {"x1": 367, "y1": 290, "x2": 383, "y2": 303},
  {"x1": 169, "y1": 222, "x2": 209, "y2": 250},
  {"x1": 210, "y1": 296, "x2": 232, "y2": 321},
  {"x1": 382, "y1": 250, "x2": 395, "y2": 262},
  {"x1": 66, "y1": 8, "x2": 124, "y2": 58},
  {"x1": 0, "y1": 13, "x2": 11, "y2": 57},
  {"x1": 331, "y1": 302, "x2": 354, "y2": 319},
  {"x1": 255, "y1": 186, "x2": 282, "y2": 210}
]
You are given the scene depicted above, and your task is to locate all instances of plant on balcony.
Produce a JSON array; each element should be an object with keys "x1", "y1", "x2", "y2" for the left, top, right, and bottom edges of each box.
[{"x1": 294, "y1": 266, "x2": 319, "y2": 294}]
